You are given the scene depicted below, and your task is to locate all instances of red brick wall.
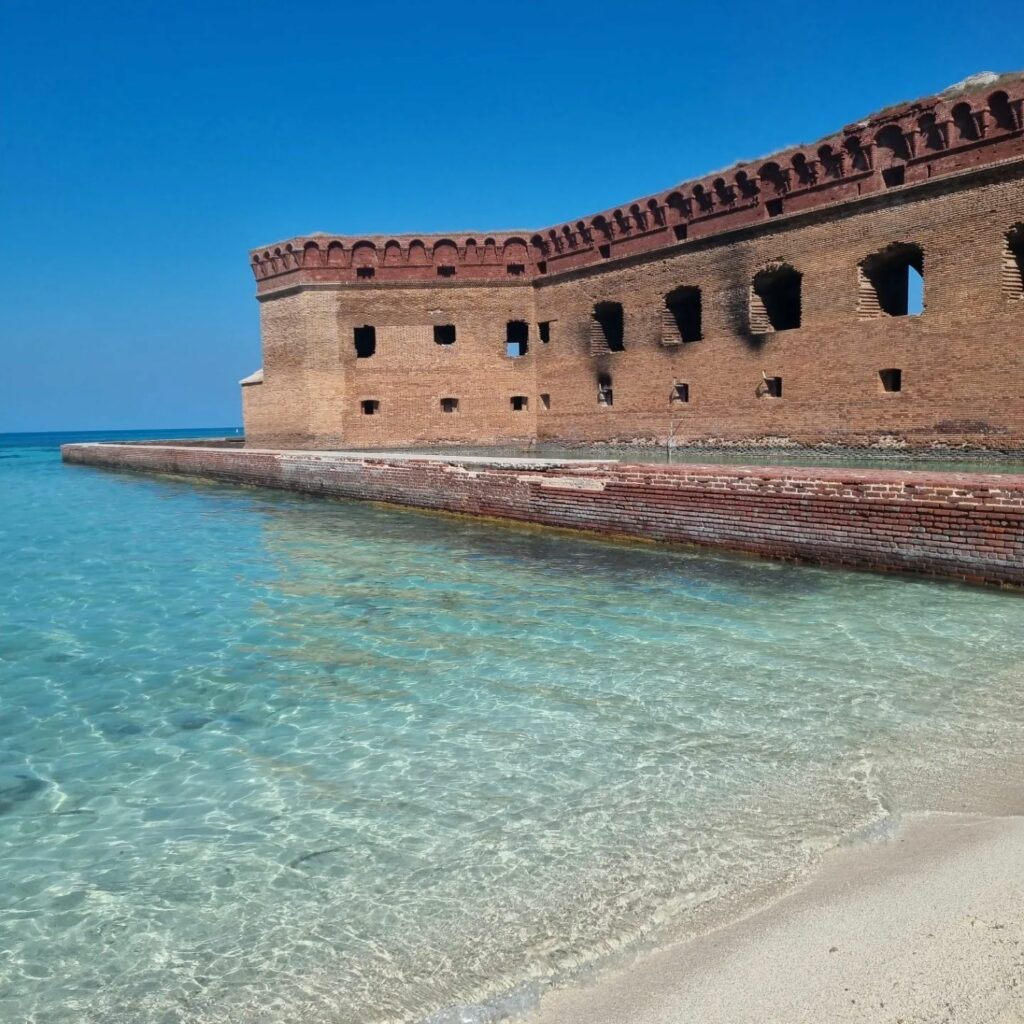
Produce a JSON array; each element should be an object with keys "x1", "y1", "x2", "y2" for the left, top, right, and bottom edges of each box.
[
  {"x1": 241, "y1": 75, "x2": 1024, "y2": 452},
  {"x1": 62, "y1": 443, "x2": 1024, "y2": 587}
]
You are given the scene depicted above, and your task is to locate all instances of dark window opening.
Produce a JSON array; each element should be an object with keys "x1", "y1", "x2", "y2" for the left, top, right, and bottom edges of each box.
[
  {"x1": 597, "y1": 373, "x2": 613, "y2": 406},
  {"x1": 434, "y1": 324, "x2": 457, "y2": 345},
  {"x1": 356, "y1": 266, "x2": 375, "y2": 279},
  {"x1": 766, "y1": 198, "x2": 784, "y2": 217},
  {"x1": 437, "y1": 265, "x2": 456, "y2": 277},
  {"x1": 879, "y1": 368, "x2": 902, "y2": 393},
  {"x1": 1004, "y1": 225, "x2": 1024, "y2": 300},
  {"x1": 673, "y1": 224, "x2": 688, "y2": 241},
  {"x1": 859, "y1": 244, "x2": 924, "y2": 317},
  {"x1": 598, "y1": 243, "x2": 611, "y2": 259},
  {"x1": 506, "y1": 263, "x2": 525, "y2": 276},
  {"x1": 353, "y1": 325, "x2": 376, "y2": 358},
  {"x1": 506, "y1": 320, "x2": 529, "y2": 357},
  {"x1": 537, "y1": 260, "x2": 547, "y2": 274},
  {"x1": 763, "y1": 376, "x2": 783, "y2": 398},
  {"x1": 663, "y1": 286, "x2": 702, "y2": 344},
  {"x1": 440, "y1": 397, "x2": 459, "y2": 413},
  {"x1": 538, "y1": 320, "x2": 552, "y2": 343},
  {"x1": 360, "y1": 399, "x2": 380, "y2": 415},
  {"x1": 882, "y1": 166, "x2": 906, "y2": 188},
  {"x1": 591, "y1": 302, "x2": 625, "y2": 352},
  {"x1": 510, "y1": 395, "x2": 528, "y2": 411},
  {"x1": 540, "y1": 393, "x2": 551, "y2": 410},
  {"x1": 671, "y1": 382, "x2": 690, "y2": 403},
  {"x1": 751, "y1": 265, "x2": 802, "y2": 332}
]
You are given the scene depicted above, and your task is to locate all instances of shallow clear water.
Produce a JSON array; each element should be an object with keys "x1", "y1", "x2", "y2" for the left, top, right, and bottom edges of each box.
[{"x1": 2, "y1": 431, "x2": 1024, "y2": 1024}]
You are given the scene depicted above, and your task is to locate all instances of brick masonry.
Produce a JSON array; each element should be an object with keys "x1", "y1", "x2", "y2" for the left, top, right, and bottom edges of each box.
[
  {"x1": 242, "y1": 76, "x2": 1024, "y2": 452},
  {"x1": 62, "y1": 443, "x2": 1024, "y2": 588}
]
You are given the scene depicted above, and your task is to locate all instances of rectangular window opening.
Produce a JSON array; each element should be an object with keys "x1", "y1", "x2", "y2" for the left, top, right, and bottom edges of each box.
[
  {"x1": 506, "y1": 320, "x2": 529, "y2": 357},
  {"x1": 879, "y1": 368, "x2": 902, "y2": 393},
  {"x1": 766, "y1": 198, "x2": 784, "y2": 218},
  {"x1": 671, "y1": 382, "x2": 690, "y2": 403},
  {"x1": 597, "y1": 373, "x2": 614, "y2": 407},
  {"x1": 356, "y1": 266, "x2": 375, "y2": 279},
  {"x1": 882, "y1": 166, "x2": 906, "y2": 188},
  {"x1": 506, "y1": 263, "x2": 525, "y2": 276},
  {"x1": 538, "y1": 321, "x2": 552, "y2": 343},
  {"x1": 437, "y1": 265, "x2": 456, "y2": 278},
  {"x1": 598, "y1": 243, "x2": 611, "y2": 259},
  {"x1": 664, "y1": 287, "x2": 702, "y2": 344},
  {"x1": 763, "y1": 375, "x2": 783, "y2": 398},
  {"x1": 673, "y1": 224, "x2": 688, "y2": 241},
  {"x1": 591, "y1": 302, "x2": 625, "y2": 353},
  {"x1": 434, "y1": 324, "x2": 457, "y2": 345},
  {"x1": 510, "y1": 395, "x2": 528, "y2": 411},
  {"x1": 360, "y1": 399, "x2": 379, "y2": 415},
  {"x1": 440, "y1": 397, "x2": 459, "y2": 413},
  {"x1": 540, "y1": 393, "x2": 551, "y2": 410},
  {"x1": 353, "y1": 325, "x2": 376, "y2": 358}
]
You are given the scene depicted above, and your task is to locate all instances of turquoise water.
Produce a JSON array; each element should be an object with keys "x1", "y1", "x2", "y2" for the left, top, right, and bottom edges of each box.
[{"x1": 2, "y1": 431, "x2": 1024, "y2": 1024}]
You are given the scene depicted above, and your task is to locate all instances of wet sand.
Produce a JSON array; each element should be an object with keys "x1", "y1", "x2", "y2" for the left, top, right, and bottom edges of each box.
[{"x1": 527, "y1": 812, "x2": 1024, "y2": 1024}]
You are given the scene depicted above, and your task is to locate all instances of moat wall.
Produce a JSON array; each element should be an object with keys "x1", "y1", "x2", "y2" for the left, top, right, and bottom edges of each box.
[{"x1": 62, "y1": 443, "x2": 1024, "y2": 587}]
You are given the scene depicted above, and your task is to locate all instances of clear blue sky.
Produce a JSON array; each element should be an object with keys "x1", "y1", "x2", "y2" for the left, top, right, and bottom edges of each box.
[{"x1": 1, "y1": 0, "x2": 1017, "y2": 432}]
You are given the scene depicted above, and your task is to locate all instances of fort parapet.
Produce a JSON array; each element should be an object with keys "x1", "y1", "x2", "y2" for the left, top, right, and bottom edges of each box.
[{"x1": 242, "y1": 74, "x2": 1024, "y2": 451}]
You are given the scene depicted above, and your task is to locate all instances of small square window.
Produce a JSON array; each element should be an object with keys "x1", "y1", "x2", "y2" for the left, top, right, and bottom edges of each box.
[
  {"x1": 434, "y1": 324, "x2": 456, "y2": 345},
  {"x1": 440, "y1": 397, "x2": 459, "y2": 413},
  {"x1": 506, "y1": 263, "x2": 525, "y2": 276},
  {"x1": 763, "y1": 375, "x2": 783, "y2": 398},
  {"x1": 356, "y1": 266, "x2": 375, "y2": 279},
  {"x1": 671, "y1": 382, "x2": 690, "y2": 403},
  {"x1": 673, "y1": 224, "x2": 688, "y2": 241},
  {"x1": 361, "y1": 399, "x2": 379, "y2": 415},
  {"x1": 510, "y1": 395, "x2": 528, "y2": 411},
  {"x1": 437, "y1": 265, "x2": 456, "y2": 277},
  {"x1": 538, "y1": 321, "x2": 552, "y2": 343},
  {"x1": 879, "y1": 368, "x2": 902, "y2": 392},
  {"x1": 598, "y1": 243, "x2": 611, "y2": 259},
  {"x1": 540, "y1": 393, "x2": 551, "y2": 409},
  {"x1": 766, "y1": 198, "x2": 784, "y2": 218},
  {"x1": 882, "y1": 166, "x2": 906, "y2": 188}
]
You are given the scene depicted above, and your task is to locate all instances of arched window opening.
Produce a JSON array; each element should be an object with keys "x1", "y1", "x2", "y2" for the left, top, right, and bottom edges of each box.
[
  {"x1": 662, "y1": 287, "x2": 702, "y2": 345},
  {"x1": 858, "y1": 244, "x2": 925, "y2": 318},
  {"x1": 353, "y1": 325, "x2": 376, "y2": 358},
  {"x1": 918, "y1": 113, "x2": 945, "y2": 151},
  {"x1": 750, "y1": 265, "x2": 802, "y2": 333},
  {"x1": 506, "y1": 320, "x2": 529, "y2": 357},
  {"x1": 951, "y1": 103, "x2": 979, "y2": 141},
  {"x1": 590, "y1": 302, "x2": 625, "y2": 354},
  {"x1": 989, "y1": 91, "x2": 1018, "y2": 132},
  {"x1": 1003, "y1": 225, "x2": 1024, "y2": 300}
]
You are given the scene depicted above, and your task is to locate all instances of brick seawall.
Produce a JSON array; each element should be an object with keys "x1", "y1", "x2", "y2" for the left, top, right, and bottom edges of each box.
[{"x1": 61, "y1": 443, "x2": 1024, "y2": 588}]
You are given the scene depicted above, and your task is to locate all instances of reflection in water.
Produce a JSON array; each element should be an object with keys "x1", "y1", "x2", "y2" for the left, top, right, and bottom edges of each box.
[{"x1": 2, "y1": 440, "x2": 1024, "y2": 1024}]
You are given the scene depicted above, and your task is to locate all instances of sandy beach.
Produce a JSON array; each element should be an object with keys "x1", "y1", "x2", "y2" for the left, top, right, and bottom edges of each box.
[{"x1": 527, "y1": 811, "x2": 1024, "y2": 1024}]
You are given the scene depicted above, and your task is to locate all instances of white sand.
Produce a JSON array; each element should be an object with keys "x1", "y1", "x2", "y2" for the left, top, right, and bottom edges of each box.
[{"x1": 527, "y1": 812, "x2": 1024, "y2": 1024}]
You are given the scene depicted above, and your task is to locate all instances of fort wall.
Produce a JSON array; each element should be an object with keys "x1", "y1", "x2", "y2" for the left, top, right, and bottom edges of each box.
[
  {"x1": 242, "y1": 76, "x2": 1024, "y2": 451},
  {"x1": 61, "y1": 443, "x2": 1024, "y2": 588}
]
